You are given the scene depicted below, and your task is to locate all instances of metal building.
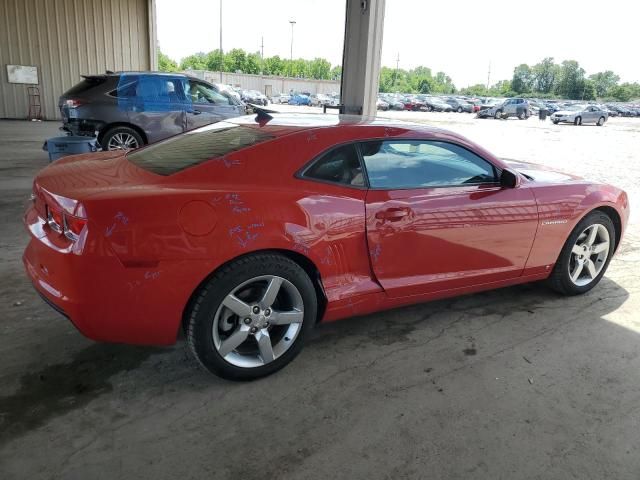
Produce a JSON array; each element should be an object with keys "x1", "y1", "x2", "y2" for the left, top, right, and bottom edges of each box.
[{"x1": 0, "y1": 0, "x2": 157, "y2": 120}]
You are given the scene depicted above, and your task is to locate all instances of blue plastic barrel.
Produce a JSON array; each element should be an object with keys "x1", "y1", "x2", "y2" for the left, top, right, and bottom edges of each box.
[{"x1": 42, "y1": 136, "x2": 98, "y2": 162}]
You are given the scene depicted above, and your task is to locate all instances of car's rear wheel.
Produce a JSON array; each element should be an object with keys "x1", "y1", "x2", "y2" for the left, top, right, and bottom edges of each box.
[
  {"x1": 518, "y1": 110, "x2": 527, "y2": 120},
  {"x1": 187, "y1": 253, "x2": 317, "y2": 380},
  {"x1": 574, "y1": 116, "x2": 582, "y2": 126},
  {"x1": 547, "y1": 211, "x2": 615, "y2": 295},
  {"x1": 597, "y1": 116, "x2": 605, "y2": 126},
  {"x1": 102, "y1": 126, "x2": 143, "y2": 151}
]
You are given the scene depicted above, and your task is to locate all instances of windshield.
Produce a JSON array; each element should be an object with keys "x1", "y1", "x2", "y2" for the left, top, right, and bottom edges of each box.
[
  {"x1": 127, "y1": 122, "x2": 274, "y2": 175},
  {"x1": 566, "y1": 104, "x2": 585, "y2": 111}
]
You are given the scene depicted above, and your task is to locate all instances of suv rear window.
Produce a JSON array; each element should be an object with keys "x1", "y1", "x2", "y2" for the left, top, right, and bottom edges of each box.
[
  {"x1": 127, "y1": 122, "x2": 274, "y2": 175},
  {"x1": 63, "y1": 76, "x2": 107, "y2": 95}
]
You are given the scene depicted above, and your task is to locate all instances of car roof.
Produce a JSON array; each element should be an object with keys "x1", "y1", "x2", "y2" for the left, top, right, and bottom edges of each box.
[
  {"x1": 229, "y1": 112, "x2": 452, "y2": 138},
  {"x1": 82, "y1": 71, "x2": 204, "y2": 81}
]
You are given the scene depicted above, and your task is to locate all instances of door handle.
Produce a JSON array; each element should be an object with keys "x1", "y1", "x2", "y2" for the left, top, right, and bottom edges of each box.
[
  {"x1": 189, "y1": 109, "x2": 202, "y2": 115},
  {"x1": 375, "y1": 207, "x2": 410, "y2": 221}
]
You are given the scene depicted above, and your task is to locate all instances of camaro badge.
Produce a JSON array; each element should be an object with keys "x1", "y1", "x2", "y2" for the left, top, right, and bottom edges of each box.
[{"x1": 542, "y1": 220, "x2": 568, "y2": 225}]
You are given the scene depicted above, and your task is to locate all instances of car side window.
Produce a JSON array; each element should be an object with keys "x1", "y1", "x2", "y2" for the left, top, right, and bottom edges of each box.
[
  {"x1": 360, "y1": 140, "x2": 498, "y2": 189},
  {"x1": 188, "y1": 81, "x2": 233, "y2": 105},
  {"x1": 303, "y1": 144, "x2": 364, "y2": 187}
]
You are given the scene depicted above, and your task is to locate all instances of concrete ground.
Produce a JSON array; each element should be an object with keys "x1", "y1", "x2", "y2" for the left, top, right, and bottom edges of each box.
[{"x1": 0, "y1": 114, "x2": 639, "y2": 480}]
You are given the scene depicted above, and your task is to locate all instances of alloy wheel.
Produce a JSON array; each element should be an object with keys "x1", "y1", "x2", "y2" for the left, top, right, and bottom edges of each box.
[
  {"x1": 107, "y1": 132, "x2": 139, "y2": 150},
  {"x1": 212, "y1": 275, "x2": 304, "y2": 368},
  {"x1": 568, "y1": 223, "x2": 610, "y2": 286}
]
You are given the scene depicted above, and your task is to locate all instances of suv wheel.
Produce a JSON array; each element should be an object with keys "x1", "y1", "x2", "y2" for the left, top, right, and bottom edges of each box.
[
  {"x1": 494, "y1": 109, "x2": 503, "y2": 119},
  {"x1": 102, "y1": 126, "x2": 143, "y2": 151}
]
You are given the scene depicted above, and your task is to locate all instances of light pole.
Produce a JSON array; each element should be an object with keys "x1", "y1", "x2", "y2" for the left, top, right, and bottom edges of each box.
[
  {"x1": 219, "y1": 0, "x2": 223, "y2": 82},
  {"x1": 289, "y1": 20, "x2": 296, "y2": 62}
]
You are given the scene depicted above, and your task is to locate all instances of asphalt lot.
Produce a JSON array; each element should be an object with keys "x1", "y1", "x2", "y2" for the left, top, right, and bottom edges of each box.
[{"x1": 1, "y1": 113, "x2": 639, "y2": 479}]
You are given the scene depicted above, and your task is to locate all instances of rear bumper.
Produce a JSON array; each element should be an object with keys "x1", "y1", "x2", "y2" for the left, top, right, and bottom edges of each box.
[
  {"x1": 22, "y1": 205, "x2": 204, "y2": 346},
  {"x1": 62, "y1": 118, "x2": 104, "y2": 137}
]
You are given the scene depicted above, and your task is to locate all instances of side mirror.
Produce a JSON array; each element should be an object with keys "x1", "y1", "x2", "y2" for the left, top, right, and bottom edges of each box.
[{"x1": 500, "y1": 168, "x2": 519, "y2": 188}]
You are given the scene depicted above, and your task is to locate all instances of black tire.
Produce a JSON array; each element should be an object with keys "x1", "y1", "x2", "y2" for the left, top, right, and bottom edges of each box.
[
  {"x1": 574, "y1": 116, "x2": 582, "y2": 126},
  {"x1": 187, "y1": 253, "x2": 317, "y2": 380},
  {"x1": 597, "y1": 116, "x2": 605, "y2": 126},
  {"x1": 552, "y1": 120, "x2": 559, "y2": 124},
  {"x1": 518, "y1": 110, "x2": 527, "y2": 120},
  {"x1": 494, "y1": 109, "x2": 503, "y2": 119},
  {"x1": 547, "y1": 211, "x2": 616, "y2": 296},
  {"x1": 457, "y1": 106, "x2": 463, "y2": 113},
  {"x1": 101, "y1": 126, "x2": 144, "y2": 151}
]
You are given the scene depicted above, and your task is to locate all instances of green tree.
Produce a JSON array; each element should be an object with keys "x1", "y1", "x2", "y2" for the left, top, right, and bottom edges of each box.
[
  {"x1": 263, "y1": 55, "x2": 284, "y2": 76},
  {"x1": 158, "y1": 49, "x2": 178, "y2": 72},
  {"x1": 245, "y1": 52, "x2": 262, "y2": 74},
  {"x1": 554, "y1": 60, "x2": 586, "y2": 99},
  {"x1": 532, "y1": 57, "x2": 557, "y2": 93},
  {"x1": 224, "y1": 48, "x2": 247, "y2": 73},
  {"x1": 608, "y1": 82, "x2": 640, "y2": 102},
  {"x1": 179, "y1": 52, "x2": 208, "y2": 70},
  {"x1": 205, "y1": 49, "x2": 224, "y2": 72},
  {"x1": 330, "y1": 65, "x2": 342, "y2": 81},
  {"x1": 460, "y1": 84, "x2": 489, "y2": 96},
  {"x1": 511, "y1": 64, "x2": 534, "y2": 94},
  {"x1": 308, "y1": 58, "x2": 331, "y2": 79},
  {"x1": 589, "y1": 70, "x2": 620, "y2": 98}
]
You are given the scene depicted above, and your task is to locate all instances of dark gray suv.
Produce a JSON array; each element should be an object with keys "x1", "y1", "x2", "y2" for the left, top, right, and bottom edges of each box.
[{"x1": 59, "y1": 72, "x2": 246, "y2": 150}]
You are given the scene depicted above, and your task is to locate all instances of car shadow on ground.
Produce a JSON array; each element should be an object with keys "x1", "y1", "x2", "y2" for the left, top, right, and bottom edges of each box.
[
  {"x1": 0, "y1": 275, "x2": 631, "y2": 456},
  {"x1": 308, "y1": 277, "x2": 629, "y2": 352}
]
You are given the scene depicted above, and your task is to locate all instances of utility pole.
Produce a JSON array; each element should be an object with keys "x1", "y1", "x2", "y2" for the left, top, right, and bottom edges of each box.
[
  {"x1": 219, "y1": 0, "x2": 223, "y2": 82},
  {"x1": 289, "y1": 20, "x2": 296, "y2": 62},
  {"x1": 260, "y1": 36, "x2": 264, "y2": 75},
  {"x1": 393, "y1": 52, "x2": 399, "y2": 89},
  {"x1": 486, "y1": 61, "x2": 491, "y2": 94}
]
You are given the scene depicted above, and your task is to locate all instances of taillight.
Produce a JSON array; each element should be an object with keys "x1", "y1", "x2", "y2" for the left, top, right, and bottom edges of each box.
[
  {"x1": 64, "y1": 215, "x2": 87, "y2": 241},
  {"x1": 45, "y1": 204, "x2": 87, "y2": 241},
  {"x1": 64, "y1": 99, "x2": 85, "y2": 108},
  {"x1": 47, "y1": 206, "x2": 63, "y2": 233}
]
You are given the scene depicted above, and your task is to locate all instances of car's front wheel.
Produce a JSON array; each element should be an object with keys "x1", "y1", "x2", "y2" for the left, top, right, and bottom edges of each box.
[
  {"x1": 574, "y1": 116, "x2": 582, "y2": 126},
  {"x1": 547, "y1": 211, "x2": 615, "y2": 295},
  {"x1": 494, "y1": 109, "x2": 503, "y2": 119},
  {"x1": 597, "y1": 116, "x2": 606, "y2": 126},
  {"x1": 187, "y1": 253, "x2": 317, "y2": 380}
]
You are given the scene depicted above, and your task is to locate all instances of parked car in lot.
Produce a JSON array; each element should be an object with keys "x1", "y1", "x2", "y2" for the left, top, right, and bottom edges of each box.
[
  {"x1": 288, "y1": 93, "x2": 312, "y2": 105},
  {"x1": 272, "y1": 93, "x2": 291, "y2": 104},
  {"x1": 425, "y1": 96, "x2": 454, "y2": 112},
  {"x1": 551, "y1": 104, "x2": 608, "y2": 126},
  {"x1": 493, "y1": 98, "x2": 530, "y2": 119},
  {"x1": 213, "y1": 83, "x2": 241, "y2": 101},
  {"x1": 376, "y1": 98, "x2": 389, "y2": 110},
  {"x1": 310, "y1": 93, "x2": 332, "y2": 107},
  {"x1": 241, "y1": 90, "x2": 268, "y2": 106},
  {"x1": 444, "y1": 97, "x2": 474, "y2": 113},
  {"x1": 59, "y1": 72, "x2": 246, "y2": 151},
  {"x1": 24, "y1": 112, "x2": 629, "y2": 379}
]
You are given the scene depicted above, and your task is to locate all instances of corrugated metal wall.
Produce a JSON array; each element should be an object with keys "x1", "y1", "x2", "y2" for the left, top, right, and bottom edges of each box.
[
  {"x1": 189, "y1": 70, "x2": 341, "y2": 96},
  {"x1": 0, "y1": 0, "x2": 152, "y2": 120}
]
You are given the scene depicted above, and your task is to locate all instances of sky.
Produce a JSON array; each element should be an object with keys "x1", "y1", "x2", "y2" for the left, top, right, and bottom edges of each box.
[{"x1": 156, "y1": 0, "x2": 640, "y2": 87}]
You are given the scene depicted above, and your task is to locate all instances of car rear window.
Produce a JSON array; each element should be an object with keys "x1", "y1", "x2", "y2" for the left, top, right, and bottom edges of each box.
[
  {"x1": 64, "y1": 77, "x2": 107, "y2": 95},
  {"x1": 127, "y1": 122, "x2": 274, "y2": 175}
]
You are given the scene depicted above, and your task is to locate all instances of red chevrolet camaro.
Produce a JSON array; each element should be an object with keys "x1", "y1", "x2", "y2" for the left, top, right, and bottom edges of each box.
[{"x1": 23, "y1": 113, "x2": 629, "y2": 379}]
